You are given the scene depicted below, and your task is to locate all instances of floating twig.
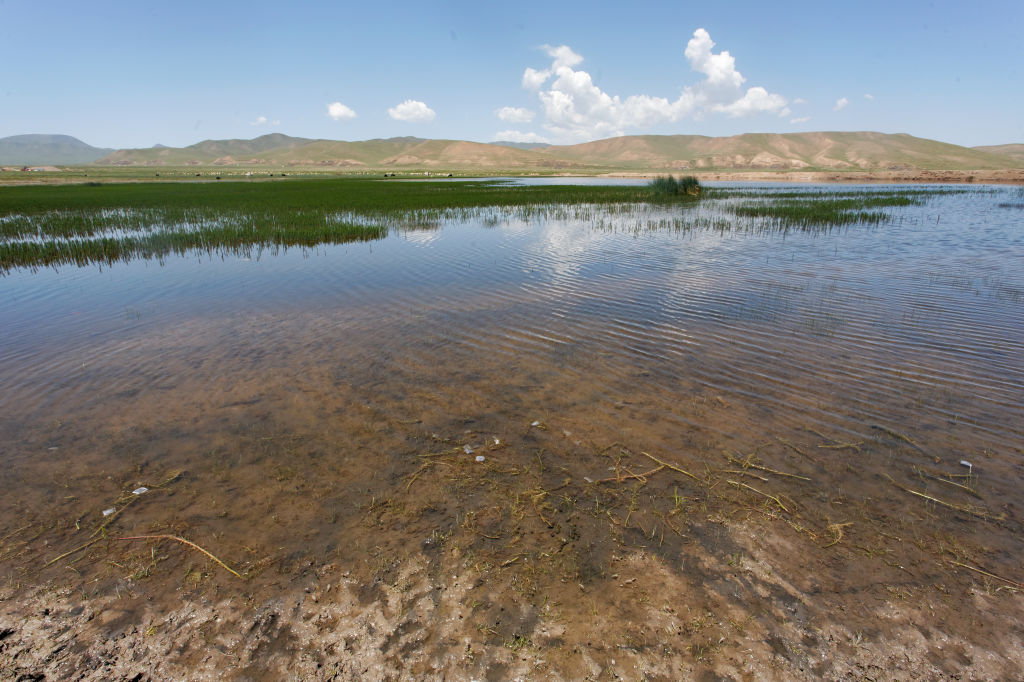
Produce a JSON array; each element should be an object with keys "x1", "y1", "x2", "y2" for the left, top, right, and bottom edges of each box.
[{"x1": 116, "y1": 534, "x2": 242, "y2": 578}]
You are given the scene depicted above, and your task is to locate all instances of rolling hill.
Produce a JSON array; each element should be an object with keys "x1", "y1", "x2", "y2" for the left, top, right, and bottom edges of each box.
[
  {"x1": 537, "y1": 132, "x2": 1023, "y2": 171},
  {"x1": 6, "y1": 131, "x2": 1022, "y2": 173},
  {"x1": 973, "y1": 144, "x2": 1024, "y2": 164}
]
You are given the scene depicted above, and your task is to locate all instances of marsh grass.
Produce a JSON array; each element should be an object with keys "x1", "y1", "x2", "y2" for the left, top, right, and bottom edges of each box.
[{"x1": 0, "y1": 178, "x2": 955, "y2": 272}]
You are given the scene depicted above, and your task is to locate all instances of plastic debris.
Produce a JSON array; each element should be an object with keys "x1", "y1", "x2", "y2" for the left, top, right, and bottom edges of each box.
[
  {"x1": 463, "y1": 445, "x2": 474, "y2": 454},
  {"x1": 583, "y1": 476, "x2": 594, "y2": 483},
  {"x1": 531, "y1": 420, "x2": 540, "y2": 427},
  {"x1": 475, "y1": 455, "x2": 486, "y2": 463},
  {"x1": 493, "y1": 437, "x2": 500, "y2": 445},
  {"x1": 132, "y1": 487, "x2": 149, "y2": 495},
  {"x1": 102, "y1": 508, "x2": 116, "y2": 517},
  {"x1": 960, "y1": 460, "x2": 973, "y2": 472}
]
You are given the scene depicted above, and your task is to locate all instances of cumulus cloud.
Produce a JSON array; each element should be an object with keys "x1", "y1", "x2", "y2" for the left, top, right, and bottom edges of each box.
[
  {"x1": 250, "y1": 116, "x2": 268, "y2": 126},
  {"x1": 496, "y1": 106, "x2": 535, "y2": 123},
  {"x1": 494, "y1": 129, "x2": 550, "y2": 143},
  {"x1": 792, "y1": 97, "x2": 806, "y2": 105},
  {"x1": 388, "y1": 99, "x2": 436, "y2": 122},
  {"x1": 789, "y1": 116, "x2": 811, "y2": 124},
  {"x1": 864, "y1": 93, "x2": 874, "y2": 100},
  {"x1": 327, "y1": 102, "x2": 357, "y2": 120},
  {"x1": 520, "y1": 29, "x2": 789, "y2": 142},
  {"x1": 833, "y1": 97, "x2": 849, "y2": 111}
]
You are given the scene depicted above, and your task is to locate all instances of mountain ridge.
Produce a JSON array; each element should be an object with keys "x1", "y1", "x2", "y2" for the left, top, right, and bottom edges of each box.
[
  {"x1": 0, "y1": 134, "x2": 113, "y2": 165},
  {"x1": 4, "y1": 132, "x2": 1023, "y2": 171}
]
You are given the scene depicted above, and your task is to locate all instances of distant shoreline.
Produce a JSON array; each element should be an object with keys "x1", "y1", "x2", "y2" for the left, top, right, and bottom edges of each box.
[
  {"x1": 605, "y1": 169, "x2": 1024, "y2": 185},
  {"x1": 2, "y1": 167, "x2": 1023, "y2": 187}
]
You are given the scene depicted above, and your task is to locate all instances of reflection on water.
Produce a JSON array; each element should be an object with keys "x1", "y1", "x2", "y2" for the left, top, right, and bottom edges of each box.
[{"x1": 1, "y1": 184, "x2": 1022, "y2": 592}]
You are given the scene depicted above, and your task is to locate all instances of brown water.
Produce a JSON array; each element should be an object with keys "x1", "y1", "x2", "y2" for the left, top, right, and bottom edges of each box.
[{"x1": 1, "y1": 184, "x2": 1023, "y2": 678}]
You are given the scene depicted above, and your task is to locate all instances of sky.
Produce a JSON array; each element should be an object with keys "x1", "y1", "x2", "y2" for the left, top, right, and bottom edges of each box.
[{"x1": 2, "y1": 0, "x2": 1022, "y2": 149}]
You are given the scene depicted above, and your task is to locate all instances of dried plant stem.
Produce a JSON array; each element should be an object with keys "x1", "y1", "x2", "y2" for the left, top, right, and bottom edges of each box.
[
  {"x1": 44, "y1": 537, "x2": 102, "y2": 568},
  {"x1": 116, "y1": 534, "x2": 242, "y2": 578},
  {"x1": 595, "y1": 465, "x2": 665, "y2": 484},
  {"x1": 1, "y1": 524, "x2": 32, "y2": 543},
  {"x1": 776, "y1": 437, "x2": 809, "y2": 458},
  {"x1": 728, "y1": 480, "x2": 789, "y2": 513},
  {"x1": 949, "y1": 561, "x2": 1024, "y2": 589},
  {"x1": 886, "y1": 475, "x2": 995, "y2": 520},
  {"x1": 640, "y1": 452, "x2": 700, "y2": 482}
]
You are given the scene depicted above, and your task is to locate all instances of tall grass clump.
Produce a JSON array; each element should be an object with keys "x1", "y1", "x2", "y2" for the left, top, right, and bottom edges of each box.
[{"x1": 648, "y1": 175, "x2": 701, "y2": 197}]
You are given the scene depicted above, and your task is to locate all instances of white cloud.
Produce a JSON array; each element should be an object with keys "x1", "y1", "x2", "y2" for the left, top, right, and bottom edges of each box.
[
  {"x1": 789, "y1": 116, "x2": 811, "y2": 124},
  {"x1": 833, "y1": 97, "x2": 849, "y2": 111},
  {"x1": 864, "y1": 93, "x2": 874, "y2": 100},
  {"x1": 520, "y1": 29, "x2": 789, "y2": 142},
  {"x1": 792, "y1": 98, "x2": 806, "y2": 105},
  {"x1": 250, "y1": 116, "x2": 280, "y2": 127},
  {"x1": 496, "y1": 106, "x2": 535, "y2": 123},
  {"x1": 388, "y1": 99, "x2": 436, "y2": 122},
  {"x1": 494, "y1": 129, "x2": 550, "y2": 143},
  {"x1": 327, "y1": 102, "x2": 357, "y2": 120}
]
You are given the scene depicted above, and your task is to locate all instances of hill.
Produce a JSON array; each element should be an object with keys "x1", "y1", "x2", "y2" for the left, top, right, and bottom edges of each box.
[
  {"x1": 973, "y1": 144, "x2": 1024, "y2": 164},
  {"x1": 0, "y1": 134, "x2": 113, "y2": 165},
  {"x1": 45, "y1": 131, "x2": 1024, "y2": 173},
  {"x1": 541, "y1": 132, "x2": 1022, "y2": 171}
]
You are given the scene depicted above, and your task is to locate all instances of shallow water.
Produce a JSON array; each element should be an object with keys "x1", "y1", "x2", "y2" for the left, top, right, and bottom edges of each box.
[{"x1": 1, "y1": 184, "x2": 1023, "y2": 594}]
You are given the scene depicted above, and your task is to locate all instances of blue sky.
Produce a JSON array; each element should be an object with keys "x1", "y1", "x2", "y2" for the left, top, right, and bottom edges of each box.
[{"x1": 2, "y1": 0, "x2": 1021, "y2": 148}]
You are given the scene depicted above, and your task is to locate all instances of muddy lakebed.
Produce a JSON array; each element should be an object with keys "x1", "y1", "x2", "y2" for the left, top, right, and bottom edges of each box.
[{"x1": 1, "y1": 182, "x2": 1023, "y2": 680}]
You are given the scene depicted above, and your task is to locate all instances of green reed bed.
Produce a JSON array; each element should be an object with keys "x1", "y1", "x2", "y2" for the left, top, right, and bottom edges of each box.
[
  {"x1": 0, "y1": 177, "x2": 700, "y2": 272},
  {"x1": 727, "y1": 195, "x2": 923, "y2": 228}
]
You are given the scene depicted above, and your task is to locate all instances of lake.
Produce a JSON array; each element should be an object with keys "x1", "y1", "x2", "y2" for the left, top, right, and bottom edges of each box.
[{"x1": 1, "y1": 182, "x2": 1022, "y2": 678}]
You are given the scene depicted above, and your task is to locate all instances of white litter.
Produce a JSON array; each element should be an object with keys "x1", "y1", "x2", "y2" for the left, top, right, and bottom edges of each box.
[
  {"x1": 102, "y1": 508, "x2": 116, "y2": 517},
  {"x1": 493, "y1": 437, "x2": 500, "y2": 445},
  {"x1": 463, "y1": 445, "x2": 474, "y2": 454},
  {"x1": 531, "y1": 420, "x2": 540, "y2": 427},
  {"x1": 475, "y1": 455, "x2": 486, "y2": 463},
  {"x1": 132, "y1": 487, "x2": 149, "y2": 495},
  {"x1": 960, "y1": 460, "x2": 973, "y2": 472}
]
